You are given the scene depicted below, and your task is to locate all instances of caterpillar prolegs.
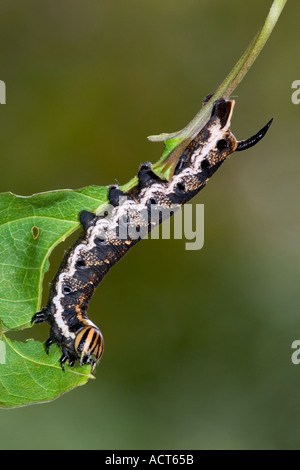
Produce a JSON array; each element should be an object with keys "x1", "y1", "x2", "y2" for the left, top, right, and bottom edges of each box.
[{"x1": 32, "y1": 99, "x2": 272, "y2": 371}]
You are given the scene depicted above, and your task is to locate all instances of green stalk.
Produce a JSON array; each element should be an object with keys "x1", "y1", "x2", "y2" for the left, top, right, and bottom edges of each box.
[{"x1": 143, "y1": 0, "x2": 287, "y2": 181}]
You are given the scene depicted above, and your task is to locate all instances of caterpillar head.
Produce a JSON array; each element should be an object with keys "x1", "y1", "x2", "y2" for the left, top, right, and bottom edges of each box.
[
  {"x1": 172, "y1": 99, "x2": 272, "y2": 191},
  {"x1": 199, "y1": 99, "x2": 273, "y2": 162},
  {"x1": 74, "y1": 326, "x2": 104, "y2": 370}
]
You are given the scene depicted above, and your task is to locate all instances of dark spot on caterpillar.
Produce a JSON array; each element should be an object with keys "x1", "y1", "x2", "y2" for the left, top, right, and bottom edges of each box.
[
  {"x1": 149, "y1": 197, "x2": 158, "y2": 205},
  {"x1": 217, "y1": 139, "x2": 227, "y2": 151},
  {"x1": 76, "y1": 259, "x2": 86, "y2": 268},
  {"x1": 176, "y1": 182, "x2": 185, "y2": 192},
  {"x1": 62, "y1": 285, "x2": 72, "y2": 294},
  {"x1": 201, "y1": 159, "x2": 210, "y2": 170},
  {"x1": 95, "y1": 236, "x2": 106, "y2": 245}
]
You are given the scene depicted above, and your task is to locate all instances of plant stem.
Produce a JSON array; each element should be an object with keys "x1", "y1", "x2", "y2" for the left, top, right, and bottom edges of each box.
[{"x1": 146, "y1": 0, "x2": 287, "y2": 181}]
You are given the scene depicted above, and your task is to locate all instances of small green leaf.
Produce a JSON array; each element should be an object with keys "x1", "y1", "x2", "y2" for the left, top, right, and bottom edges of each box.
[
  {"x1": 0, "y1": 186, "x2": 108, "y2": 407},
  {"x1": 0, "y1": 335, "x2": 92, "y2": 409}
]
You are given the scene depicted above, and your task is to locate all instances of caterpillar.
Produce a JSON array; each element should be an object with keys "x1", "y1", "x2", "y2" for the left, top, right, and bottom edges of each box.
[{"x1": 32, "y1": 99, "x2": 272, "y2": 371}]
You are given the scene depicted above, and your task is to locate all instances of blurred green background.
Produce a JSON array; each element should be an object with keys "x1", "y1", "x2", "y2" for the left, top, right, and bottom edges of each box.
[{"x1": 0, "y1": 0, "x2": 299, "y2": 450}]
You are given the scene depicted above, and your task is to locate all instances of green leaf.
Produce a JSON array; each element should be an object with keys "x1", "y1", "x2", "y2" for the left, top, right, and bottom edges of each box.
[
  {"x1": 0, "y1": 335, "x2": 92, "y2": 409},
  {"x1": 0, "y1": 186, "x2": 108, "y2": 408}
]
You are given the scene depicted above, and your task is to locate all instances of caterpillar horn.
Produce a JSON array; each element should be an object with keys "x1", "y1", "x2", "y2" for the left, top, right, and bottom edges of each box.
[{"x1": 236, "y1": 118, "x2": 273, "y2": 152}]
